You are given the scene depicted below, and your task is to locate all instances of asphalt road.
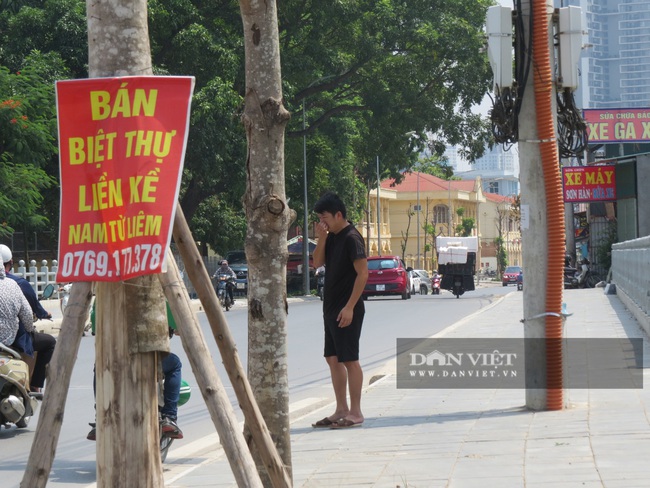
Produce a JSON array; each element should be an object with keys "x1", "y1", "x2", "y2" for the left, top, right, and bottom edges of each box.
[{"x1": 0, "y1": 282, "x2": 511, "y2": 487}]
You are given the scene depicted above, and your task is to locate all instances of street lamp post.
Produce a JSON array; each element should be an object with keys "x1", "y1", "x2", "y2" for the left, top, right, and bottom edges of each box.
[
  {"x1": 302, "y1": 100, "x2": 309, "y2": 295},
  {"x1": 416, "y1": 171, "x2": 420, "y2": 268},
  {"x1": 301, "y1": 75, "x2": 336, "y2": 295},
  {"x1": 376, "y1": 155, "x2": 381, "y2": 256}
]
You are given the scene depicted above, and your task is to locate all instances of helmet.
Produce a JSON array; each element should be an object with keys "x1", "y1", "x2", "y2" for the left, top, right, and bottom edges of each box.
[{"x1": 0, "y1": 244, "x2": 11, "y2": 264}]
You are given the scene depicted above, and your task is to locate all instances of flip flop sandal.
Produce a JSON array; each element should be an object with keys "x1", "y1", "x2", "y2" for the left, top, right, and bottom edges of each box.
[
  {"x1": 330, "y1": 418, "x2": 363, "y2": 429},
  {"x1": 311, "y1": 417, "x2": 336, "y2": 428}
]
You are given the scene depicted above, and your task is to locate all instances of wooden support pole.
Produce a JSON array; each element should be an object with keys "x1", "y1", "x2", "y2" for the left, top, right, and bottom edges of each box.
[
  {"x1": 21, "y1": 282, "x2": 94, "y2": 488},
  {"x1": 172, "y1": 203, "x2": 292, "y2": 487},
  {"x1": 159, "y1": 250, "x2": 263, "y2": 487}
]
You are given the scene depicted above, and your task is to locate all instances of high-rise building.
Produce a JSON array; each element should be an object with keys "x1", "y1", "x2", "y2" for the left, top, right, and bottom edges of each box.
[
  {"x1": 444, "y1": 144, "x2": 520, "y2": 197},
  {"x1": 585, "y1": 0, "x2": 650, "y2": 109}
]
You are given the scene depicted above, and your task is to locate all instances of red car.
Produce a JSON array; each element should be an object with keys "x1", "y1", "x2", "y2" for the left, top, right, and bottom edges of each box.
[
  {"x1": 364, "y1": 256, "x2": 411, "y2": 300},
  {"x1": 502, "y1": 266, "x2": 523, "y2": 286}
]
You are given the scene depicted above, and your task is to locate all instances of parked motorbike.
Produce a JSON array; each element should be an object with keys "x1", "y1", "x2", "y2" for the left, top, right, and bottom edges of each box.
[
  {"x1": 564, "y1": 266, "x2": 579, "y2": 289},
  {"x1": 431, "y1": 274, "x2": 441, "y2": 295},
  {"x1": 564, "y1": 260, "x2": 601, "y2": 289},
  {"x1": 0, "y1": 343, "x2": 40, "y2": 429},
  {"x1": 215, "y1": 273, "x2": 235, "y2": 311},
  {"x1": 316, "y1": 266, "x2": 325, "y2": 301}
]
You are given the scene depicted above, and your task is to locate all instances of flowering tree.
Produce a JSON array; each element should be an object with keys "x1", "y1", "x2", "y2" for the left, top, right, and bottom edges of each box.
[{"x1": 0, "y1": 60, "x2": 57, "y2": 243}]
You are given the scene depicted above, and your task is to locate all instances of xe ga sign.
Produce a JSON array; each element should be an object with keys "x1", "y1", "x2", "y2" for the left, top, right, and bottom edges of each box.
[
  {"x1": 584, "y1": 108, "x2": 650, "y2": 143},
  {"x1": 562, "y1": 165, "x2": 616, "y2": 203},
  {"x1": 55, "y1": 76, "x2": 195, "y2": 282}
]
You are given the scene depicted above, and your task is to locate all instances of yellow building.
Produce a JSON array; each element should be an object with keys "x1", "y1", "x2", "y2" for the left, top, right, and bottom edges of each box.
[{"x1": 360, "y1": 172, "x2": 521, "y2": 273}]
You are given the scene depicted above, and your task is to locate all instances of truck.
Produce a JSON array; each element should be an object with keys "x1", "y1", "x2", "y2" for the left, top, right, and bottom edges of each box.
[{"x1": 436, "y1": 236, "x2": 478, "y2": 298}]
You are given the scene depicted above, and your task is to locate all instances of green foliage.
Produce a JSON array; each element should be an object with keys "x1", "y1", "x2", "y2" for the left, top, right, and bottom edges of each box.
[
  {"x1": 0, "y1": 0, "x2": 493, "y2": 254},
  {"x1": 417, "y1": 155, "x2": 454, "y2": 180},
  {"x1": 495, "y1": 236, "x2": 508, "y2": 275},
  {"x1": 0, "y1": 55, "x2": 61, "y2": 237},
  {"x1": 595, "y1": 220, "x2": 617, "y2": 272},
  {"x1": 456, "y1": 217, "x2": 474, "y2": 237}
]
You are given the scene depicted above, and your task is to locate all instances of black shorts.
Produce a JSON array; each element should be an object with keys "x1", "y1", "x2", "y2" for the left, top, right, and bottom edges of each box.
[{"x1": 323, "y1": 310, "x2": 364, "y2": 362}]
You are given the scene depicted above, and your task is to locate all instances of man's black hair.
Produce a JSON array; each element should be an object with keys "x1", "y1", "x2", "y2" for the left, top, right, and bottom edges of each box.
[{"x1": 314, "y1": 191, "x2": 347, "y2": 218}]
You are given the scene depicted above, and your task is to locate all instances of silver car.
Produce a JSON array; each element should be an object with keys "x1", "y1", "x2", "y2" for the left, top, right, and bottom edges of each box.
[{"x1": 412, "y1": 269, "x2": 432, "y2": 295}]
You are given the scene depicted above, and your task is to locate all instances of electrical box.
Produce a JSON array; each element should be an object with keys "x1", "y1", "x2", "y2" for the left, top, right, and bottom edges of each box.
[
  {"x1": 486, "y1": 5, "x2": 513, "y2": 91},
  {"x1": 558, "y1": 6, "x2": 583, "y2": 90}
]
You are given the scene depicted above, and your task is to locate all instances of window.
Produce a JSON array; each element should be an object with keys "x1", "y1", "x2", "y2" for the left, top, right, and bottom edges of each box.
[{"x1": 434, "y1": 205, "x2": 448, "y2": 225}]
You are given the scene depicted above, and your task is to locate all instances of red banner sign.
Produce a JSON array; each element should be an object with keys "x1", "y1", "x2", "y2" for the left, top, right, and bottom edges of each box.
[
  {"x1": 562, "y1": 165, "x2": 616, "y2": 203},
  {"x1": 55, "y1": 76, "x2": 195, "y2": 282},
  {"x1": 584, "y1": 108, "x2": 650, "y2": 143}
]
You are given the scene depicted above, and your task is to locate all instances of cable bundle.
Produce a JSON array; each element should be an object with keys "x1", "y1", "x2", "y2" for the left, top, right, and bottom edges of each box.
[{"x1": 556, "y1": 88, "x2": 587, "y2": 158}]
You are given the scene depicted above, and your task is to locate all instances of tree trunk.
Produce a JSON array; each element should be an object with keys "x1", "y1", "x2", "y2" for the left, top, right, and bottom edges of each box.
[
  {"x1": 239, "y1": 0, "x2": 294, "y2": 485},
  {"x1": 95, "y1": 278, "x2": 167, "y2": 488},
  {"x1": 158, "y1": 250, "x2": 263, "y2": 487},
  {"x1": 172, "y1": 205, "x2": 291, "y2": 487},
  {"x1": 87, "y1": 1, "x2": 166, "y2": 486}
]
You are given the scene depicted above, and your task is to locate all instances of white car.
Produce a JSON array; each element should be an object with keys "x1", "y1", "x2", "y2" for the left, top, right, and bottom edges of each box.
[
  {"x1": 412, "y1": 269, "x2": 432, "y2": 295},
  {"x1": 408, "y1": 269, "x2": 421, "y2": 295}
]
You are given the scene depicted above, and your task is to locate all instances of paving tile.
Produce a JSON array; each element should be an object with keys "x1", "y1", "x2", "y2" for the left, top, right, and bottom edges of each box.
[{"x1": 164, "y1": 289, "x2": 650, "y2": 488}]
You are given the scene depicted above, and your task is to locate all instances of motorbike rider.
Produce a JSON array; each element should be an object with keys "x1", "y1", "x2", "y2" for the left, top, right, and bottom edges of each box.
[
  {"x1": 87, "y1": 302, "x2": 184, "y2": 440},
  {"x1": 0, "y1": 255, "x2": 34, "y2": 349},
  {"x1": 212, "y1": 259, "x2": 236, "y2": 304},
  {"x1": 0, "y1": 245, "x2": 56, "y2": 393}
]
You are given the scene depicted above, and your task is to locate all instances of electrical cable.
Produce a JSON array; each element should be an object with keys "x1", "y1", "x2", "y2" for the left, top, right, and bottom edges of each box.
[{"x1": 556, "y1": 87, "x2": 587, "y2": 158}]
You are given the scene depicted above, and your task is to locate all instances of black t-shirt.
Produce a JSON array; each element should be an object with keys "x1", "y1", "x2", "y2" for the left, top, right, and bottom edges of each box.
[{"x1": 323, "y1": 223, "x2": 366, "y2": 318}]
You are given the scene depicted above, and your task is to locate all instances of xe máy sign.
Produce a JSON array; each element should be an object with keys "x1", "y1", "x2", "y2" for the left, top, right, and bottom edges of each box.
[
  {"x1": 55, "y1": 76, "x2": 195, "y2": 282},
  {"x1": 584, "y1": 108, "x2": 650, "y2": 143},
  {"x1": 562, "y1": 165, "x2": 616, "y2": 203}
]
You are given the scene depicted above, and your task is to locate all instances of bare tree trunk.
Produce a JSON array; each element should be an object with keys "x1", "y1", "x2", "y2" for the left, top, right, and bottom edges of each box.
[
  {"x1": 239, "y1": 1, "x2": 294, "y2": 484},
  {"x1": 86, "y1": 1, "x2": 166, "y2": 486},
  {"x1": 21, "y1": 283, "x2": 94, "y2": 488},
  {"x1": 95, "y1": 279, "x2": 166, "y2": 488},
  {"x1": 172, "y1": 205, "x2": 291, "y2": 487},
  {"x1": 158, "y1": 250, "x2": 263, "y2": 487}
]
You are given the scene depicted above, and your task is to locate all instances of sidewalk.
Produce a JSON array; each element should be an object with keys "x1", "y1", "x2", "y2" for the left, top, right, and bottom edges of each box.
[{"x1": 160, "y1": 288, "x2": 650, "y2": 488}]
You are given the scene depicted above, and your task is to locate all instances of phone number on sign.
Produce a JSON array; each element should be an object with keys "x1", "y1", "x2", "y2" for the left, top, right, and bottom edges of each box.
[{"x1": 59, "y1": 244, "x2": 163, "y2": 279}]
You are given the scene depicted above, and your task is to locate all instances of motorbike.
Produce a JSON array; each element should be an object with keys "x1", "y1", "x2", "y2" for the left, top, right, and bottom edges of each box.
[
  {"x1": 431, "y1": 275, "x2": 441, "y2": 295},
  {"x1": 564, "y1": 261, "x2": 601, "y2": 289},
  {"x1": 59, "y1": 283, "x2": 93, "y2": 334},
  {"x1": 59, "y1": 282, "x2": 72, "y2": 314},
  {"x1": 517, "y1": 273, "x2": 523, "y2": 291},
  {"x1": 452, "y1": 275, "x2": 464, "y2": 298},
  {"x1": 0, "y1": 342, "x2": 41, "y2": 429},
  {"x1": 159, "y1": 378, "x2": 191, "y2": 462},
  {"x1": 215, "y1": 273, "x2": 235, "y2": 311},
  {"x1": 564, "y1": 266, "x2": 579, "y2": 289},
  {"x1": 316, "y1": 267, "x2": 325, "y2": 301},
  {"x1": 87, "y1": 377, "x2": 190, "y2": 462}
]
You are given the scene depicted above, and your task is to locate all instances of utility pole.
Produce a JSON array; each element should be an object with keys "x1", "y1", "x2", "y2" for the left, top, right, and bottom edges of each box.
[{"x1": 518, "y1": 0, "x2": 562, "y2": 411}]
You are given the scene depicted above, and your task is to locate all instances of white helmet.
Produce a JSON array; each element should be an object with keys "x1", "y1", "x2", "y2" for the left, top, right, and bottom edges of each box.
[{"x1": 0, "y1": 244, "x2": 11, "y2": 264}]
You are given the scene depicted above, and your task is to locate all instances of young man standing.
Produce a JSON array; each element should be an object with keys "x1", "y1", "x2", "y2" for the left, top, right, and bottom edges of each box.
[{"x1": 311, "y1": 192, "x2": 368, "y2": 429}]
